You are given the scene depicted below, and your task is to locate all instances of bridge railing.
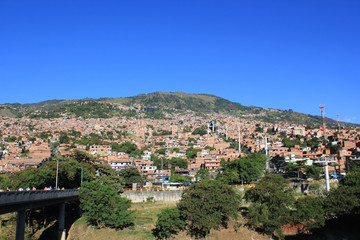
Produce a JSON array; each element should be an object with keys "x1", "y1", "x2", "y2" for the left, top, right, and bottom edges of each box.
[{"x1": 0, "y1": 189, "x2": 79, "y2": 206}]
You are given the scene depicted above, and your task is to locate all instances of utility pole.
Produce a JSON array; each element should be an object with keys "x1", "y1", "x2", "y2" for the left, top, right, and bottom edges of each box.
[
  {"x1": 264, "y1": 135, "x2": 269, "y2": 173},
  {"x1": 225, "y1": 124, "x2": 228, "y2": 140},
  {"x1": 55, "y1": 158, "x2": 59, "y2": 189},
  {"x1": 324, "y1": 156, "x2": 331, "y2": 192},
  {"x1": 337, "y1": 114, "x2": 340, "y2": 133},
  {"x1": 161, "y1": 158, "x2": 163, "y2": 189}
]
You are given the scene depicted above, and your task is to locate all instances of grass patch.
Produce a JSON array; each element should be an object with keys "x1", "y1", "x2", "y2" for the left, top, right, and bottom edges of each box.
[
  {"x1": 73, "y1": 217, "x2": 87, "y2": 226},
  {"x1": 69, "y1": 202, "x2": 176, "y2": 240}
]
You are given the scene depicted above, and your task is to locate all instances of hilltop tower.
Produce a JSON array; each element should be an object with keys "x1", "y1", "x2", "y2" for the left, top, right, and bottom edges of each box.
[{"x1": 319, "y1": 105, "x2": 326, "y2": 139}]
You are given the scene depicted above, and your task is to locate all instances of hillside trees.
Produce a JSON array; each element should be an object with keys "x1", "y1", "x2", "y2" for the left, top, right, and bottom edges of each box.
[
  {"x1": 192, "y1": 127, "x2": 207, "y2": 136},
  {"x1": 5, "y1": 158, "x2": 95, "y2": 189},
  {"x1": 153, "y1": 207, "x2": 184, "y2": 240},
  {"x1": 245, "y1": 174, "x2": 294, "y2": 238},
  {"x1": 326, "y1": 169, "x2": 360, "y2": 216},
  {"x1": 153, "y1": 180, "x2": 240, "y2": 239},
  {"x1": 186, "y1": 147, "x2": 201, "y2": 159},
  {"x1": 79, "y1": 180, "x2": 134, "y2": 229},
  {"x1": 119, "y1": 167, "x2": 145, "y2": 188},
  {"x1": 178, "y1": 180, "x2": 240, "y2": 239},
  {"x1": 292, "y1": 196, "x2": 325, "y2": 231},
  {"x1": 218, "y1": 153, "x2": 266, "y2": 184},
  {"x1": 169, "y1": 174, "x2": 191, "y2": 184}
]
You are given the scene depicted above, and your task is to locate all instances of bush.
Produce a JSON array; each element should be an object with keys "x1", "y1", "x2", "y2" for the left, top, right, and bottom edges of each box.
[{"x1": 153, "y1": 207, "x2": 184, "y2": 239}]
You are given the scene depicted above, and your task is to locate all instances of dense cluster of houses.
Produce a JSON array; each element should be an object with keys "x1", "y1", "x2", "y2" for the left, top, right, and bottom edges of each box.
[{"x1": 1, "y1": 114, "x2": 359, "y2": 183}]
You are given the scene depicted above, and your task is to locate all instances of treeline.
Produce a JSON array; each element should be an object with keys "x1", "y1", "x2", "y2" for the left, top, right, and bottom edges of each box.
[
  {"x1": 152, "y1": 168, "x2": 360, "y2": 240},
  {"x1": 0, "y1": 150, "x2": 145, "y2": 237},
  {"x1": 26, "y1": 101, "x2": 138, "y2": 119}
]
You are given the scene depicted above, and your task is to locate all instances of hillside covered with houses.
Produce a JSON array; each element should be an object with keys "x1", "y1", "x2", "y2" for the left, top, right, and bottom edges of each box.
[{"x1": 1, "y1": 98, "x2": 359, "y2": 187}]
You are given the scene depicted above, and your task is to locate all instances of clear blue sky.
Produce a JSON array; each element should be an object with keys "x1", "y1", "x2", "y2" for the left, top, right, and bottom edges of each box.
[{"x1": 1, "y1": 1, "x2": 359, "y2": 123}]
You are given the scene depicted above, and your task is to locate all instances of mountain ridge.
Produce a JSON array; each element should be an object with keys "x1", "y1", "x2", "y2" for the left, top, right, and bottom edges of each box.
[{"x1": 0, "y1": 92, "x2": 357, "y2": 127}]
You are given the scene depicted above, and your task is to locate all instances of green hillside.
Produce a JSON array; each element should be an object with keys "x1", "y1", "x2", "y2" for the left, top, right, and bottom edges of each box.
[
  {"x1": 101, "y1": 92, "x2": 253, "y2": 113},
  {"x1": 0, "y1": 92, "x2": 357, "y2": 127}
]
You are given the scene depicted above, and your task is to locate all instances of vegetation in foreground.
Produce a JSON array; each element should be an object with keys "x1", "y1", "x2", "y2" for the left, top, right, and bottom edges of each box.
[{"x1": 2, "y1": 151, "x2": 360, "y2": 240}]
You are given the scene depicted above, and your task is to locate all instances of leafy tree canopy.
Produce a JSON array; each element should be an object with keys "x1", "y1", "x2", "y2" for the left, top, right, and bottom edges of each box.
[
  {"x1": 4, "y1": 158, "x2": 95, "y2": 190},
  {"x1": 245, "y1": 174, "x2": 294, "y2": 237},
  {"x1": 119, "y1": 167, "x2": 145, "y2": 188},
  {"x1": 153, "y1": 207, "x2": 185, "y2": 240},
  {"x1": 292, "y1": 196, "x2": 325, "y2": 231},
  {"x1": 186, "y1": 147, "x2": 201, "y2": 159},
  {"x1": 192, "y1": 127, "x2": 207, "y2": 136},
  {"x1": 177, "y1": 180, "x2": 240, "y2": 239},
  {"x1": 169, "y1": 174, "x2": 191, "y2": 185},
  {"x1": 195, "y1": 169, "x2": 210, "y2": 181},
  {"x1": 221, "y1": 153, "x2": 266, "y2": 183},
  {"x1": 79, "y1": 180, "x2": 134, "y2": 229}
]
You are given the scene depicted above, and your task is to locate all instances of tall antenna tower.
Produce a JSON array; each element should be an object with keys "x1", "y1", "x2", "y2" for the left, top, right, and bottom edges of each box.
[
  {"x1": 319, "y1": 105, "x2": 326, "y2": 139},
  {"x1": 337, "y1": 114, "x2": 340, "y2": 132}
]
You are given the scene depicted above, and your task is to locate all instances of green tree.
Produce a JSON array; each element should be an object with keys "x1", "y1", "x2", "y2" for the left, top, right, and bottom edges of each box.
[
  {"x1": 186, "y1": 147, "x2": 201, "y2": 159},
  {"x1": 282, "y1": 138, "x2": 300, "y2": 148},
  {"x1": 340, "y1": 170, "x2": 360, "y2": 187},
  {"x1": 292, "y1": 196, "x2": 325, "y2": 232},
  {"x1": 151, "y1": 154, "x2": 169, "y2": 170},
  {"x1": 155, "y1": 148, "x2": 166, "y2": 155},
  {"x1": 305, "y1": 165, "x2": 322, "y2": 180},
  {"x1": 281, "y1": 163, "x2": 303, "y2": 178},
  {"x1": 326, "y1": 186, "x2": 360, "y2": 216},
  {"x1": 192, "y1": 127, "x2": 207, "y2": 136},
  {"x1": 6, "y1": 136, "x2": 17, "y2": 142},
  {"x1": 119, "y1": 167, "x2": 145, "y2": 188},
  {"x1": 177, "y1": 180, "x2": 240, "y2": 239},
  {"x1": 59, "y1": 131, "x2": 70, "y2": 144},
  {"x1": 111, "y1": 141, "x2": 137, "y2": 154},
  {"x1": 153, "y1": 207, "x2": 185, "y2": 240},
  {"x1": 79, "y1": 180, "x2": 134, "y2": 229},
  {"x1": 326, "y1": 170, "x2": 360, "y2": 217},
  {"x1": 195, "y1": 169, "x2": 209, "y2": 181},
  {"x1": 69, "y1": 130, "x2": 82, "y2": 138},
  {"x1": 216, "y1": 170, "x2": 239, "y2": 184},
  {"x1": 349, "y1": 161, "x2": 360, "y2": 172},
  {"x1": 71, "y1": 150, "x2": 99, "y2": 164},
  {"x1": 6, "y1": 158, "x2": 95, "y2": 190},
  {"x1": 0, "y1": 174, "x2": 11, "y2": 189},
  {"x1": 170, "y1": 157, "x2": 188, "y2": 169},
  {"x1": 169, "y1": 174, "x2": 191, "y2": 184},
  {"x1": 222, "y1": 153, "x2": 266, "y2": 183},
  {"x1": 245, "y1": 174, "x2": 294, "y2": 238}
]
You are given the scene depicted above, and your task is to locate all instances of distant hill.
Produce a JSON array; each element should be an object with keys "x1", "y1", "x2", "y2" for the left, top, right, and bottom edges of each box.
[
  {"x1": 100, "y1": 92, "x2": 254, "y2": 113},
  {"x1": 0, "y1": 92, "x2": 357, "y2": 127}
]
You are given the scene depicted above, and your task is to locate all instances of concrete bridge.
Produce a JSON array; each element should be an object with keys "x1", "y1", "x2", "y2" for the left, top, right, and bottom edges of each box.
[{"x1": 0, "y1": 190, "x2": 79, "y2": 240}]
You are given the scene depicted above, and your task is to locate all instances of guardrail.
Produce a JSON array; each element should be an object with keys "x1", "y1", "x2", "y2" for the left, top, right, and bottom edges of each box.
[{"x1": 0, "y1": 189, "x2": 79, "y2": 207}]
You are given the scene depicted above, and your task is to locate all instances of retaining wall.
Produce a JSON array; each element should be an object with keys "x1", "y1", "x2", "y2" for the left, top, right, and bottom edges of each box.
[{"x1": 121, "y1": 190, "x2": 183, "y2": 202}]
